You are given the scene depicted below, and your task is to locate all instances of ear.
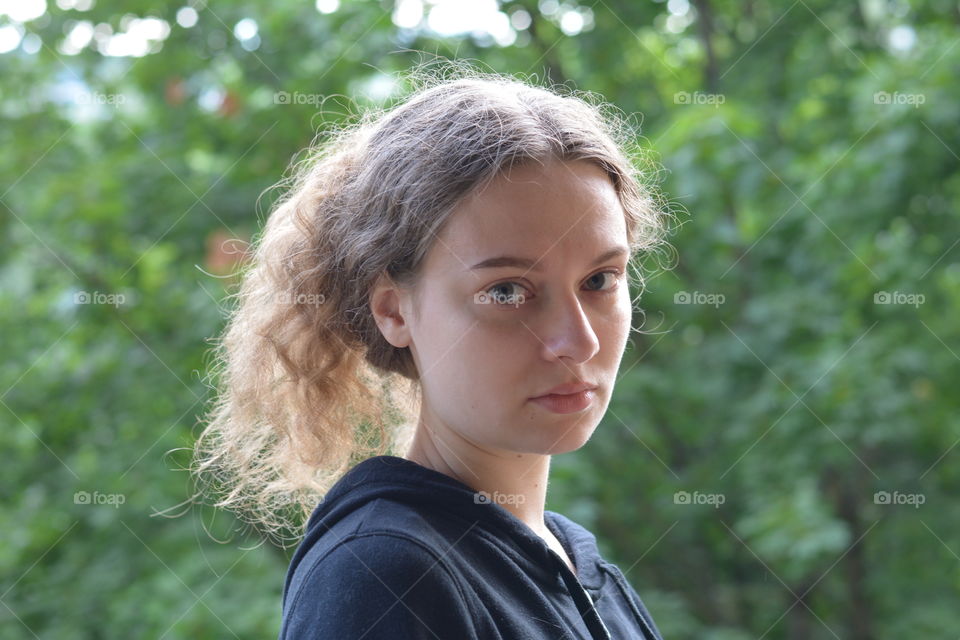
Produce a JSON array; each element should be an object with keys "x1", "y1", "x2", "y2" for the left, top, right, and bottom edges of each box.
[{"x1": 369, "y1": 272, "x2": 414, "y2": 349}]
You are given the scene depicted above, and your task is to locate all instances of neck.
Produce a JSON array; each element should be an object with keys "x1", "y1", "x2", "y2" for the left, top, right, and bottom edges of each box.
[{"x1": 403, "y1": 420, "x2": 552, "y2": 538}]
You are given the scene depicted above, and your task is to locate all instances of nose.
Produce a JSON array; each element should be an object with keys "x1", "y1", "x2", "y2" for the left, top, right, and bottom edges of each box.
[{"x1": 531, "y1": 292, "x2": 600, "y2": 364}]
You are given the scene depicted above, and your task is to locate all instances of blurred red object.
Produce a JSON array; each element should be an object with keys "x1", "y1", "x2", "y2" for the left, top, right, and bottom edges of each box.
[
  {"x1": 165, "y1": 76, "x2": 186, "y2": 106},
  {"x1": 218, "y1": 90, "x2": 240, "y2": 117},
  {"x1": 205, "y1": 229, "x2": 250, "y2": 276}
]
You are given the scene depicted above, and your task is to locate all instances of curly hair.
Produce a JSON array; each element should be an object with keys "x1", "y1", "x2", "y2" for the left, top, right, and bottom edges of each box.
[{"x1": 189, "y1": 60, "x2": 674, "y2": 547}]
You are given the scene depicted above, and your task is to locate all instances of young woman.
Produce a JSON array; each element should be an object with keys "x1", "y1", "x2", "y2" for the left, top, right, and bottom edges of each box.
[{"x1": 193, "y1": 64, "x2": 671, "y2": 640}]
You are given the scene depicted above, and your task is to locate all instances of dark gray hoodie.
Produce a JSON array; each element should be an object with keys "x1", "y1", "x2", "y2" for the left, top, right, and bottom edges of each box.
[{"x1": 279, "y1": 454, "x2": 664, "y2": 639}]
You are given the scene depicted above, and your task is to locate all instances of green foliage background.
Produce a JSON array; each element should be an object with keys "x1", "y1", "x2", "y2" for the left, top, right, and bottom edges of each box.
[{"x1": 2, "y1": 1, "x2": 958, "y2": 638}]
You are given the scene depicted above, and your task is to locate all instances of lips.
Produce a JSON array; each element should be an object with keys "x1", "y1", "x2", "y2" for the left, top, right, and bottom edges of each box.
[
  {"x1": 529, "y1": 387, "x2": 597, "y2": 414},
  {"x1": 531, "y1": 381, "x2": 598, "y2": 398}
]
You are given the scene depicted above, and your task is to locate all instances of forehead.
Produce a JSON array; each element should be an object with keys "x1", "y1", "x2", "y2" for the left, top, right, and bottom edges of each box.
[{"x1": 430, "y1": 158, "x2": 627, "y2": 270}]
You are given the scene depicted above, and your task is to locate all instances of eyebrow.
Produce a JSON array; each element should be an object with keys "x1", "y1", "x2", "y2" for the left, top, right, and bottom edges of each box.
[{"x1": 468, "y1": 245, "x2": 630, "y2": 272}]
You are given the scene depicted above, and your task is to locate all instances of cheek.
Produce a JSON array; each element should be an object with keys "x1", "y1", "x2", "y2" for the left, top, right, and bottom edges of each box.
[
  {"x1": 615, "y1": 288, "x2": 635, "y2": 332},
  {"x1": 597, "y1": 290, "x2": 634, "y2": 355},
  {"x1": 435, "y1": 319, "x2": 536, "y2": 405},
  {"x1": 412, "y1": 294, "x2": 527, "y2": 384},
  {"x1": 457, "y1": 318, "x2": 535, "y2": 378}
]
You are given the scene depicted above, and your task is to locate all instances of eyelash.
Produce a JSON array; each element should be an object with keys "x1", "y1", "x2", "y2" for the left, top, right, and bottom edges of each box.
[{"x1": 483, "y1": 269, "x2": 624, "y2": 304}]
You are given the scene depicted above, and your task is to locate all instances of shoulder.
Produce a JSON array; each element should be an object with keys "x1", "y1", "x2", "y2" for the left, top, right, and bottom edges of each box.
[
  {"x1": 545, "y1": 510, "x2": 593, "y2": 535},
  {"x1": 281, "y1": 511, "x2": 479, "y2": 639},
  {"x1": 544, "y1": 509, "x2": 601, "y2": 555}
]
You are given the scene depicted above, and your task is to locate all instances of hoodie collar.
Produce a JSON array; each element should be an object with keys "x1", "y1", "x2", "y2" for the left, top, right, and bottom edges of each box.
[
  {"x1": 299, "y1": 454, "x2": 607, "y2": 590},
  {"x1": 544, "y1": 510, "x2": 607, "y2": 590}
]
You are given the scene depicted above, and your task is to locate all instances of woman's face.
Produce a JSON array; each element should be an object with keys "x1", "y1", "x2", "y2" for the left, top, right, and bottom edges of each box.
[{"x1": 393, "y1": 157, "x2": 634, "y2": 456}]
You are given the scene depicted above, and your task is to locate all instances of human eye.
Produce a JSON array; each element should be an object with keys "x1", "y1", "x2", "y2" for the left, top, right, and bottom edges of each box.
[
  {"x1": 583, "y1": 269, "x2": 623, "y2": 294},
  {"x1": 482, "y1": 281, "x2": 530, "y2": 305},
  {"x1": 477, "y1": 270, "x2": 623, "y2": 308}
]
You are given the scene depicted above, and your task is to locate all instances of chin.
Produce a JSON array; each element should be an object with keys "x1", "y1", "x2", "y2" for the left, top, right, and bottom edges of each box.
[
  {"x1": 527, "y1": 418, "x2": 599, "y2": 456},
  {"x1": 545, "y1": 430, "x2": 595, "y2": 455}
]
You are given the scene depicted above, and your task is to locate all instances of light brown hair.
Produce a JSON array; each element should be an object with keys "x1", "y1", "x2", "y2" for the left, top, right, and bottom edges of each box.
[{"x1": 190, "y1": 61, "x2": 674, "y2": 546}]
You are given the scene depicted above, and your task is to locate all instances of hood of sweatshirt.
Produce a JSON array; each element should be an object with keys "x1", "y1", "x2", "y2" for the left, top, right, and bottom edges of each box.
[
  {"x1": 280, "y1": 454, "x2": 664, "y2": 640},
  {"x1": 283, "y1": 454, "x2": 609, "y2": 598}
]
